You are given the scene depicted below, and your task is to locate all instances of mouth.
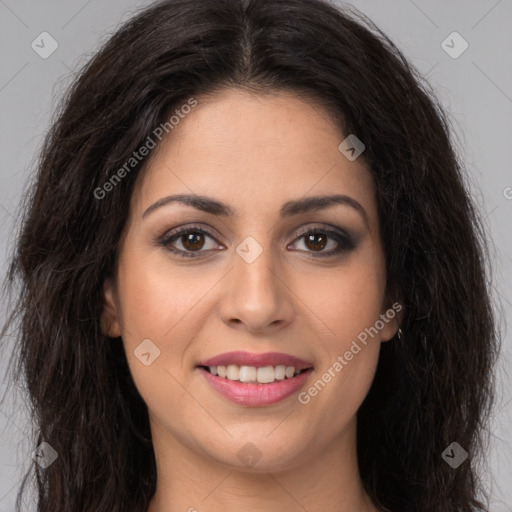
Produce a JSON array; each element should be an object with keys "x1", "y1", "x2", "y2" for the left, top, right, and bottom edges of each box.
[
  {"x1": 196, "y1": 351, "x2": 314, "y2": 406},
  {"x1": 198, "y1": 364, "x2": 311, "y2": 383}
]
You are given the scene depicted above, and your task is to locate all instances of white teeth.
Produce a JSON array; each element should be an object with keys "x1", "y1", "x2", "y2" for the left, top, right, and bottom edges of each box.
[
  {"x1": 206, "y1": 364, "x2": 304, "y2": 383},
  {"x1": 257, "y1": 366, "x2": 275, "y2": 384},
  {"x1": 239, "y1": 365, "x2": 257, "y2": 382},
  {"x1": 226, "y1": 364, "x2": 239, "y2": 380},
  {"x1": 285, "y1": 366, "x2": 295, "y2": 379},
  {"x1": 274, "y1": 365, "x2": 286, "y2": 380}
]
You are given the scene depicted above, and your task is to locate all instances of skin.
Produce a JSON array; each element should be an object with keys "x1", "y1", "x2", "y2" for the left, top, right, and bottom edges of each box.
[{"x1": 101, "y1": 88, "x2": 401, "y2": 512}]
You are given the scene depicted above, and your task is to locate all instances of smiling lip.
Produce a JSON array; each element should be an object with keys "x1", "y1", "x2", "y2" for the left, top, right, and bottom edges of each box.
[
  {"x1": 198, "y1": 351, "x2": 313, "y2": 369},
  {"x1": 197, "y1": 351, "x2": 314, "y2": 406}
]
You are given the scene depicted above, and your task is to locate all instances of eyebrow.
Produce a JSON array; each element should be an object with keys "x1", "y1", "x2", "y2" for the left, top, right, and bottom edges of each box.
[{"x1": 142, "y1": 193, "x2": 369, "y2": 226}]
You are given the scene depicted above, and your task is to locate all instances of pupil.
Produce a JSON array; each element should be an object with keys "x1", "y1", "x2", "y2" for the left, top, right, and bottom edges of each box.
[
  {"x1": 183, "y1": 233, "x2": 204, "y2": 251},
  {"x1": 306, "y1": 233, "x2": 326, "y2": 251}
]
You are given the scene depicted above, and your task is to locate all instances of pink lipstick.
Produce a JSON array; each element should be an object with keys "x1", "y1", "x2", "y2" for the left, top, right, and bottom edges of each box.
[{"x1": 197, "y1": 351, "x2": 314, "y2": 406}]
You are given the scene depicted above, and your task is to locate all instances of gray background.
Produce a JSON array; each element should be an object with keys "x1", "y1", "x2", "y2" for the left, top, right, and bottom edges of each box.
[{"x1": 0, "y1": 0, "x2": 511, "y2": 510}]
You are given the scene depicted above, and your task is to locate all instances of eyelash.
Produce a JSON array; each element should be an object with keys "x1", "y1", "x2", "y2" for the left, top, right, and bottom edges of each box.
[{"x1": 158, "y1": 223, "x2": 356, "y2": 259}]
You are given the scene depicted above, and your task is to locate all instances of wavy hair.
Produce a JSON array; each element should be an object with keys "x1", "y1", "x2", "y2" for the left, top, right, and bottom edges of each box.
[{"x1": 1, "y1": 0, "x2": 499, "y2": 510}]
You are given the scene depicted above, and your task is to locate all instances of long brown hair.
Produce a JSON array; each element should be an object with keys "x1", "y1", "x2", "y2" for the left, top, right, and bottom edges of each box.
[{"x1": 1, "y1": 0, "x2": 500, "y2": 510}]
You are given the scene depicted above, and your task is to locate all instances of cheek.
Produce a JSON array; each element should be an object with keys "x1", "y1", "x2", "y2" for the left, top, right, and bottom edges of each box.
[
  {"x1": 116, "y1": 248, "x2": 198, "y2": 340},
  {"x1": 114, "y1": 251, "x2": 192, "y2": 401},
  {"x1": 298, "y1": 270, "x2": 382, "y2": 434},
  {"x1": 294, "y1": 252, "x2": 385, "y2": 409},
  {"x1": 312, "y1": 271, "x2": 382, "y2": 390},
  {"x1": 305, "y1": 342, "x2": 380, "y2": 435},
  {"x1": 298, "y1": 256, "x2": 385, "y2": 346}
]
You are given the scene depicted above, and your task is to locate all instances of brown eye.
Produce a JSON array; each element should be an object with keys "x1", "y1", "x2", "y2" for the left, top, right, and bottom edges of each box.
[
  {"x1": 159, "y1": 225, "x2": 355, "y2": 259},
  {"x1": 160, "y1": 226, "x2": 221, "y2": 258},
  {"x1": 181, "y1": 232, "x2": 206, "y2": 251},
  {"x1": 289, "y1": 227, "x2": 356, "y2": 257},
  {"x1": 304, "y1": 233, "x2": 328, "y2": 251}
]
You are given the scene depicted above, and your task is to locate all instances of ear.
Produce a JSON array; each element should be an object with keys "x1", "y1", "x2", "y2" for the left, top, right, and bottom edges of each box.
[
  {"x1": 100, "y1": 277, "x2": 122, "y2": 338},
  {"x1": 379, "y1": 298, "x2": 404, "y2": 343}
]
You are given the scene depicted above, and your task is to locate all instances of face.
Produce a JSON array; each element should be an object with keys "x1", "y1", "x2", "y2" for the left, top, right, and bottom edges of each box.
[{"x1": 102, "y1": 88, "x2": 400, "y2": 473}]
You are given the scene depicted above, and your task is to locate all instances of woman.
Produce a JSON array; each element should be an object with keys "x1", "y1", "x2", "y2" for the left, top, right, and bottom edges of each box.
[{"x1": 1, "y1": 0, "x2": 499, "y2": 510}]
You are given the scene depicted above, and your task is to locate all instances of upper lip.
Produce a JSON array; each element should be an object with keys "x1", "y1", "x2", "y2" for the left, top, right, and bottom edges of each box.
[{"x1": 198, "y1": 351, "x2": 314, "y2": 370}]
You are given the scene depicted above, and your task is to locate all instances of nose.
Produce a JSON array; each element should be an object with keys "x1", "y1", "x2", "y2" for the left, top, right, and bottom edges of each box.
[{"x1": 218, "y1": 241, "x2": 294, "y2": 335}]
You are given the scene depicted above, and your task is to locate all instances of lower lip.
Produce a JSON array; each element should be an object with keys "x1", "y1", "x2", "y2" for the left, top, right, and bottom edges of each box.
[{"x1": 198, "y1": 367, "x2": 314, "y2": 406}]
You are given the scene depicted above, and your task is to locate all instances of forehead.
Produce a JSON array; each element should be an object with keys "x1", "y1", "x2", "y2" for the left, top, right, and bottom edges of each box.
[{"x1": 131, "y1": 88, "x2": 377, "y2": 225}]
